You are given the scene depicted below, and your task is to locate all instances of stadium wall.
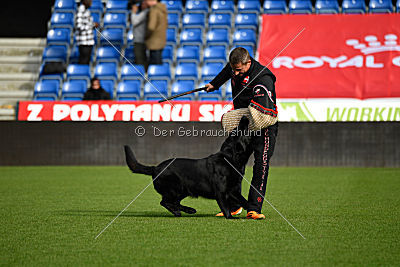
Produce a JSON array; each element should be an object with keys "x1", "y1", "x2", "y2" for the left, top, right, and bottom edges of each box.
[{"x1": 1, "y1": 122, "x2": 399, "y2": 167}]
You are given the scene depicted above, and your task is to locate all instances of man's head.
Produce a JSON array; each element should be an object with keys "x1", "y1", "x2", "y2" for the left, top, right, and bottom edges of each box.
[
  {"x1": 91, "y1": 78, "x2": 100, "y2": 90},
  {"x1": 82, "y1": 0, "x2": 92, "y2": 8},
  {"x1": 229, "y1": 47, "x2": 251, "y2": 78},
  {"x1": 144, "y1": 0, "x2": 158, "y2": 7}
]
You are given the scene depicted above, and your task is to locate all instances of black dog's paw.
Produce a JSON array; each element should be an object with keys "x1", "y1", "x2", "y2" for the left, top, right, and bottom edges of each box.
[{"x1": 180, "y1": 205, "x2": 197, "y2": 214}]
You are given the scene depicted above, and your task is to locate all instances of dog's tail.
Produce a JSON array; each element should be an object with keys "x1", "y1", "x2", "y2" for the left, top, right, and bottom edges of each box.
[{"x1": 124, "y1": 145, "x2": 155, "y2": 176}]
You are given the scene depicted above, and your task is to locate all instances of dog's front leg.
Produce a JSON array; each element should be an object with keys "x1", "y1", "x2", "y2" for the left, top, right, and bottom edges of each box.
[
  {"x1": 230, "y1": 192, "x2": 248, "y2": 210},
  {"x1": 215, "y1": 191, "x2": 234, "y2": 219}
]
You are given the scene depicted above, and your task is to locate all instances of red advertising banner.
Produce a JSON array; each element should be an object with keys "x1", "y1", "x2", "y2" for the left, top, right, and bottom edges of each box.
[
  {"x1": 258, "y1": 14, "x2": 400, "y2": 99},
  {"x1": 17, "y1": 101, "x2": 233, "y2": 121}
]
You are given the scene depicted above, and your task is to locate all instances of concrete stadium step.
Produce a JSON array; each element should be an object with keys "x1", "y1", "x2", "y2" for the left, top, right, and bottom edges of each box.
[
  {"x1": 0, "y1": 47, "x2": 43, "y2": 57},
  {"x1": 0, "y1": 108, "x2": 15, "y2": 121},
  {"x1": 0, "y1": 80, "x2": 36, "y2": 91},
  {"x1": 0, "y1": 56, "x2": 41, "y2": 73},
  {"x1": 0, "y1": 73, "x2": 37, "y2": 82},
  {"x1": 0, "y1": 38, "x2": 46, "y2": 47}
]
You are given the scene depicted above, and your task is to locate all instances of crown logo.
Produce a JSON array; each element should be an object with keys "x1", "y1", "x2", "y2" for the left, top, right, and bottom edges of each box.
[{"x1": 345, "y1": 34, "x2": 400, "y2": 55}]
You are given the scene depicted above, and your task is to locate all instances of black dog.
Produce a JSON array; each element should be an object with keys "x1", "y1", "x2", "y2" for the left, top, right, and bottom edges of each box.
[{"x1": 124, "y1": 117, "x2": 253, "y2": 219}]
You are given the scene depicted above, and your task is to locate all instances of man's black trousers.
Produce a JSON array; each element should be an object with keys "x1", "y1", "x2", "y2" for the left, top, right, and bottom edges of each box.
[{"x1": 231, "y1": 123, "x2": 278, "y2": 213}]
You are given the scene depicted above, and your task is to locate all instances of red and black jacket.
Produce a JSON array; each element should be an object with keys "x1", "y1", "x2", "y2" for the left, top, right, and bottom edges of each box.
[{"x1": 210, "y1": 57, "x2": 278, "y2": 117}]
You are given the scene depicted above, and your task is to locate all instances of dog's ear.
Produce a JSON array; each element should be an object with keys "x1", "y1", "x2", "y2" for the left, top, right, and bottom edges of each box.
[{"x1": 238, "y1": 116, "x2": 249, "y2": 131}]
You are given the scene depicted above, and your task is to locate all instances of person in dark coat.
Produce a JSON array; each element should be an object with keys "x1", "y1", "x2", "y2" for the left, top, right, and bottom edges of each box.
[{"x1": 83, "y1": 78, "x2": 111, "y2": 100}]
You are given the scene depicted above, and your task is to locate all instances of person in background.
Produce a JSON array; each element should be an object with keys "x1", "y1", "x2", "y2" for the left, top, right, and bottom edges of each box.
[
  {"x1": 75, "y1": 0, "x2": 99, "y2": 65},
  {"x1": 144, "y1": 0, "x2": 167, "y2": 65},
  {"x1": 83, "y1": 78, "x2": 111, "y2": 100},
  {"x1": 131, "y1": 1, "x2": 150, "y2": 68}
]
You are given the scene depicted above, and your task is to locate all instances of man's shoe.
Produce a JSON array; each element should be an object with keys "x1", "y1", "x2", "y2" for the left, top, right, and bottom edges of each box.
[
  {"x1": 215, "y1": 207, "x2": 243, "y2": 217},
  {"x1": 246, "y1": 211, "x2": 266, "y2": 220}
]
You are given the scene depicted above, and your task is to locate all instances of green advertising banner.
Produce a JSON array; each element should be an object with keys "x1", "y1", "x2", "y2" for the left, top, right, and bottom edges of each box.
[{"x1": 277, "y1": 100, "x2": 400, "y2": 122}]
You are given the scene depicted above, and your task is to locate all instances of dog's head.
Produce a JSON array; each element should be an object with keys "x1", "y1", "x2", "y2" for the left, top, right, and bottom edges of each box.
[{"x1": 221, "y1": 116, "x2": 253, "y2": 165}]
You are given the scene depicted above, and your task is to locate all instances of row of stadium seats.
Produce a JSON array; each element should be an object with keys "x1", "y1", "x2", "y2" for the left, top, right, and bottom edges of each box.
[
  {"x1": 54, "y1": 0, "x2": 400, "y2": 15},
  {"x1": 43, "y1": 44, "x2": 254, "y2": 65},
  {"x1": 34, "y1": 78, "x2": 232, "y2": 101},
  {"x1": 50, "y1": 12, "x2": 260, "y2": 32},
  {"x1": 46, "y1": 27, "x2": 257, "y2": 50}
]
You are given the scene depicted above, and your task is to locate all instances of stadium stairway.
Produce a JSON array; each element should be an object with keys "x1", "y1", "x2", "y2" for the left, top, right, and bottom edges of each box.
[{"x1": 0, "y1": 38, "x2": 44, "y2": 120}]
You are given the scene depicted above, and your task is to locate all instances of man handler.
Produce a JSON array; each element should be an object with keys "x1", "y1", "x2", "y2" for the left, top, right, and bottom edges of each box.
[{"x1": 205, "y1": 47, "x2": 278, "y2": 220}]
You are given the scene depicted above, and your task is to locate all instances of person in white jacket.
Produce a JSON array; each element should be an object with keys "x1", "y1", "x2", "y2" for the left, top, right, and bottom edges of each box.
[{"x1": 131, "y1": 1, "x2": 149, "y2": 68}]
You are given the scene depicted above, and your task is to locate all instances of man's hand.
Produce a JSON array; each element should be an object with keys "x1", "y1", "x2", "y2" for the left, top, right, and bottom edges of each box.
[
  {"x1": 93, "y1": 22, "x2": 100, "y2": 28},
  {"x1": 205, "y1": 83, "x2": 216, "y2": 93}
]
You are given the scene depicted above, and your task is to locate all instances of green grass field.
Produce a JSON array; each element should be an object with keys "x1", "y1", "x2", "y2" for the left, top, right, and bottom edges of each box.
[{"x1": 1, "y1": 166, "x2": 399, "y2": 266}]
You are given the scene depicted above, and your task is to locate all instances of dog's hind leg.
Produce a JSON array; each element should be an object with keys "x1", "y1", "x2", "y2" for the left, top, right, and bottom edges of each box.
[
  {"x1": 160, "y1": 198, "x2": 181, "y2": 217},
  {"x1": 179, "y1": 205, "x2": 197, "y2": 214}
]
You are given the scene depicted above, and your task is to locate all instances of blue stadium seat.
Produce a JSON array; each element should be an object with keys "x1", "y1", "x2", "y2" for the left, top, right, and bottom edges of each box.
[
  {"x1": 147, "y1": 63, "x2": 172, "y2": 82},
  {"x1": 315, "y1": 0, "x2": 340, "y2": 14},
  {"x1": 161, "y1": 0, "x2": 183, "y2": 14},
  {"x1": 66, "y1": 64, "x2": 91, "y2": 83},
  {"x1": 289, "y1": 0, "x2": 313, "y2": 14},
  {"x1": 90, "y1": 0, "x2": 104, "y2": 16},
  {"x1": 124, "y1": 45, "x2": 135, "y2": 63},
  {"x1": 143, "y1": 80, "x2": 169, "y2": 100},
  {"x1": 235, "y1": 13, "x2": 258, "y2": 30},
  {"x1": 50, "y1": 12, "x2": 74, "y2": 30},
  {"x1": 47, "y1": 28, "x2": 71, "y2": 47},
  {"x1": 232, "y1": 45, "x2": 255, "y2": 58},
  {"x1": 208, "y1": 13, "x2": 232, "y2": 29},
  {"x1": 100, "y1": 28, "x2": 124, "y2": 47},
  {"x1": 263, "y1": 0, "x2": 287, "y2": 14},
  {"x1": 38, "y1": 64, "x2": 64, "y2": 83},
  {"x1": 116, "y1": 80, "x2": 141, "y2": 100},
  {"x1": 162, "y1": 45, "x2": 174, "y2": 64},
  {"x1": 182, "y1": 13, "x2": 206, "y2": 29},
  {"x1": 34, "y1": 80, "x2": 60, "y2": 100},
  {"x1": 120, "y1": 64, "x2": 146, "y2": 82},
  {"x1": 94, "y1": 63, "x2": 118, "y2": 82},
  {"x1": 198, "y1": 79, "x2": 223, "y2": 101},
  {"x1": 237, "y1": 0, "x2": 261, "y2": 14},
  {"x1": 369, "y1": 0, "x2": 393, "y2": 13},
  {"x1": 232, "y1": 29, "x2": 257, "y2": 48},
  {"x1": 180, "y1": 28, "x2": 203, "y2": 47},
  {"x1": 176, "y1": 46, "x2": 200, "y2": 64},
  {"x1": 96, "y1": 46, "x2": 120, "y2": 64},
  {"x1": 92, "y1": 13, "x2": 101, "y2": 25},
  {"x1": 99, "y1": 79, "x2": 115, "y2": 98},
  {"x1": 206, "y1": 28, "x2": 229, "y2": 47},
  {"x1": 342, "y1": 0, "x2": 366, "y2": 13},
  {"x1": 397, "y1": 0, "x2": 400, "y2": 12},
  {"x1": 203, "y1": 45, "x2": 227, "y2": 64},
  {"x1": 170, "y1": 80, "x2": 196, "y2": 101},
  {"x1": 167, "y1": 13, "x2": 180, "y2": 30},
  {"x1": 185, "y1": 0, "x2": 209, "y2": 14},
  {"x1": 211, "y1": 0, "x2": 235, "y2": 14},
  {"x1": 201, "y1": 62, "x2": 224, "y2": 80},
  {"x1": 175, "y1": 63, "x2": 198, "y2": 81},
  {"x1": 61, "y1": 80, "x2": 87, "y2": 100},
  {"x1": 127, "y1": 28, "x2": 134, "y2": 46},
  {"x1": 167, "y1": 28, "x2": 177, "y2": 46},
  {"x1": 42, "y1": 45, "x2": 68, "y2": 64},
  {"x1": 103, "y1": 13, "x2": 127, "y2": 29},
  {"x1": 54, "y1": 0, "x2": 76, "y2": 13},
  {"x1": 105, "y1": 0, "x2": 128, "y2": 13}
]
